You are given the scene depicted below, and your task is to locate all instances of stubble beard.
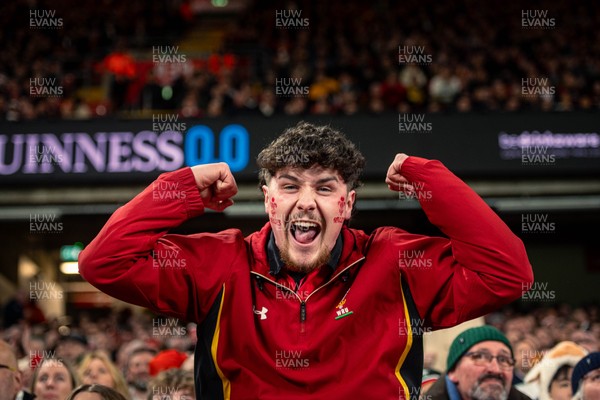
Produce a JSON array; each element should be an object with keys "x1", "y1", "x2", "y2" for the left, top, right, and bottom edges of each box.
[
  {"x1": 280, "y1": 237, "x2": 331, "y2": 273},
  {"x1": 469, "y1": 377, "x2": 509, "y2": 400},
  {"x1": 279, "y1": 211, "x2": 331, "y2": 273}
]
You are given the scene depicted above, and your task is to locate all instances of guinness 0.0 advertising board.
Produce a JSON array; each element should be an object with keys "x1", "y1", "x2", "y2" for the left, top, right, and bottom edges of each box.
[{"x1": 0, "y1": 113, "x2": 598, "y2": 185}]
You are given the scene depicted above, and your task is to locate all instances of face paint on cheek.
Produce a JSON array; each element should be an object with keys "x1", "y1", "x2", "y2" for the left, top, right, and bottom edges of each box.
[
  {"x1": 333, "y1": 196, "x2": 345, "y2": 223},
  {"x1": 269, "y1": 197, "x2": 281, "y2": 227}
]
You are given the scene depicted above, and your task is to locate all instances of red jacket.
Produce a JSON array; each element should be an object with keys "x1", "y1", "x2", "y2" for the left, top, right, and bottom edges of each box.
[{"x1": 79, "y1": 157, "x2": 533, "y2": 400}]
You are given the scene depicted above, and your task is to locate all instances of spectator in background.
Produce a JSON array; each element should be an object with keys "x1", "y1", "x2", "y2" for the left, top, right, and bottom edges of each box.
[
  {"x1": 147, "y1": 368, "x2": 195, "y2": 400},
  {"x1": 571, "y1": 352, "x2": 600, "y2": 400},
  {"x1": 0, "y1": 339, "x2": 34, "y2": 400},
  {"x1": 78, "y1": 351, "x2": 130, "y2": 400},
  {"x1": 66, "y1": 384, "x2": 127, "y2": 400},
  {"x1": 429, "y1": 66, "x2": 461, "y2": 106},
  {"x1": 518, "y1": 341, "x2": 587, "y2": 400},
  {"x1": 2, "y1": 291, "x2": 26, "y2": 329},
  {"x1": 125, "y1": 348, "x2": 156, "y2": 400},
  {"x1": 380, "y1": 71, "x2": 407, "y2": 110},
  {"x1": 148, "y1": 350, "x2": 187, "y2": 378},
  {"x1": 56, "y1": 334, "x2": 89, "y2": 366},
  {"x1": 368, "y1": 82, "x2": 385, "y2": 114},
  {"x1": 571, "y1": 331, "x2": 599, "y2": 353},
  {"x1": 425, "y1": 326, "x2": 532, "y2": 400},
  {"x1": 513, "y1": 336, "x2": 542, "y2": 384},
  {"x1": 421, "y1": 367, "x2": 442, "y2": 398},
  {"x1": 98, "y1": 39, "x2": 137, "y2": 112},
  {"x1": 31, "y1": 358, "x2": 78, "y2": 400},
  {"x1": 2, "y1": 291, "x2": 46, "y2": 329},
  {"x1": 400, "y1": 64, "x2": 428, "y2": 108}
]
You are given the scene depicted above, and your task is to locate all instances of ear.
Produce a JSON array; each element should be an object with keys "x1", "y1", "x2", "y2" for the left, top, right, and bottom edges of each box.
[
  {"x1": 447, "y1": 369, "x2": 458, "y2": 383},
  {"x1": 343, "y1": 190, "x2": 356, "y2": 219},
  {"x1": 13, "y1": 370, "x2": 22, "y2": 396},
  {"x1": 262, "y1": 185, "x2": 270, "y2": 214}
]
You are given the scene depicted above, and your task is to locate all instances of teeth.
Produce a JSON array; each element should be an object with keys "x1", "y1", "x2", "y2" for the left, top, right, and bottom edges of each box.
[{"x1": 294, "y1": 221, "x2": 318, "y2": 228}]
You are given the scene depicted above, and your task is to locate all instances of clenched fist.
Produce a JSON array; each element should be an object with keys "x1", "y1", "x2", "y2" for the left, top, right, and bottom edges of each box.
[
  {"x1": 385, "y1": 153, "x2": 414, "y2": 193},
  {"x1": 191, "y1": 162, "x2": 238, "y2": 211}
]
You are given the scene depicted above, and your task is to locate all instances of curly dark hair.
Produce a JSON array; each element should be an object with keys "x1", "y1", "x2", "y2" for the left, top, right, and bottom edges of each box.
[{"x1": 257, "y1": 122, "x2": 366, "y2": 189}]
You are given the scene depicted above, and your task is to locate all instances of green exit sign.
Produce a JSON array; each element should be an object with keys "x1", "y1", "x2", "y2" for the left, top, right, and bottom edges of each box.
[{"x1": 60, "y1": 242, "x2": 84, "y2": 261}]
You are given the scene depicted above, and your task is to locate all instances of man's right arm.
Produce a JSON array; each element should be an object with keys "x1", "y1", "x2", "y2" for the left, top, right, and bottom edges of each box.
[{"x1": 79, "y1": 163, "x2": 240, "y2": 322}]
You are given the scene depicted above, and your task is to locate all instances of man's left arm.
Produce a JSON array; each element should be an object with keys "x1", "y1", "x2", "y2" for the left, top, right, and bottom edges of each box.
[{"x1": 386, "y1": 154, "x2": 534, "y2": 327}]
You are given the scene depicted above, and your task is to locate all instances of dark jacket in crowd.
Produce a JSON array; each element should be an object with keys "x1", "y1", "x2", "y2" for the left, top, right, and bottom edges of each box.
[{"x1": 425, "y1": 374, "x2": 532, "y2": 400}]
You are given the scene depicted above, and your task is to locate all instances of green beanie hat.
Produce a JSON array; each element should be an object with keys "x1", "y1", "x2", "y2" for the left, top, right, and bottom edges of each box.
[{"x1": 446, "y1": 326, "x2": 513, "y2": 371}]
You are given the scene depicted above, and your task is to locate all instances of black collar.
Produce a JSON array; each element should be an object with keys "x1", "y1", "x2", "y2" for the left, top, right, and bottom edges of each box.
[{"x1": 267, "y1": 231, "x2": 344, "y2": 276}]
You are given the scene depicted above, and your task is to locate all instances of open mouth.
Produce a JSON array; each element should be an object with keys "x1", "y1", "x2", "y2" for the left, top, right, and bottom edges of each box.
[{"x1": 289, "y1": 220, "x2": 322, "y2": 245}]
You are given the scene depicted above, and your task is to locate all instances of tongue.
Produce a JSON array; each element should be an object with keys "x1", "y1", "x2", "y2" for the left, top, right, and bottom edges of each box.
[{"x1": 294, "y1": 228, "x2": 318, "y2": 244}]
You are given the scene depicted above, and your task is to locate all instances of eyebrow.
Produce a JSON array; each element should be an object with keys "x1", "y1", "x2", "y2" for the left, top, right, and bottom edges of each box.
[
  {"x1": 277, "y1": 174, "x2": 339, "y2": 185},
  {"x1": 474, "y1": 348, "x2": 511, "y2": 355}
]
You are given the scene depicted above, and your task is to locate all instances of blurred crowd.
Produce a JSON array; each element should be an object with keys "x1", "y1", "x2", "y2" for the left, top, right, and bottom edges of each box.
[
  {"x1": 2, "y1": 306, "x2": 196, "y2": 400},
  {"x1": 0, "y1": 298, "x2": 598, "y2": 399},
  {"x1": 0, "y1": 0, "x2": 189, "y2": 121},
  {"x1": 1, "y1": 0, "x2": 599, "y2": 121}
]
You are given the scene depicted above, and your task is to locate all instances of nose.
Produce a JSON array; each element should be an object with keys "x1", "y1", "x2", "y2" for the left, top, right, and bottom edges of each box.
[
  {"x1": 296, "y1": 187, "x2": 316, "y2": 212},
  {"x1": 485, "y1": 357, "x2": 503, "y2": 373}
]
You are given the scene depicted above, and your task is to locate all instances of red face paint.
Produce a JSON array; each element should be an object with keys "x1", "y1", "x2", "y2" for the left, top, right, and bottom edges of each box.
[
  {"x1": 334, "y1": 196, "x2": 346, "y2": 223},
  {"x1": 269, "y1": 198, "x2": 281, "y2": 227}
]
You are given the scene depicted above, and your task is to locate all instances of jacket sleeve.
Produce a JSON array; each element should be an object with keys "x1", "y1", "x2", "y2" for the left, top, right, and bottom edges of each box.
[
  {"x1": 388, "y1": 156, "x2": 533, "y2": 328},
  {"x1": 78, "y1": 167, "x2": 244, "y2": 323}
]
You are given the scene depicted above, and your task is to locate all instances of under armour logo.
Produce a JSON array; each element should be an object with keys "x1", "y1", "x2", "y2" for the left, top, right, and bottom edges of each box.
[{"x1": 253, "y1": 306, "x2": 268, "y2": 320}]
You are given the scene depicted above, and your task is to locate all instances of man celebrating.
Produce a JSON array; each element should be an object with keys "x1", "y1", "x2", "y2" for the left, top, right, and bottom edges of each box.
[
  {"x1": 425, "y1": 326, "x2": 532, "y2": 400},
  {"x1": 80, "y1": 122, "x2": 533, "y2": 399}
]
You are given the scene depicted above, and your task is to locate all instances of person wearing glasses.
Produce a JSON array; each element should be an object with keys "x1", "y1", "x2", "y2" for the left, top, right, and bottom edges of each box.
[
  {"x1": 0, "y1": 339, "x2": 34, "y2": 400},
  {"x1": 571, "y1": 352, "x2": 600, "y2": 400},
  {"x1": 425, "y1": 326, "x2": 532, "y2": 400}
]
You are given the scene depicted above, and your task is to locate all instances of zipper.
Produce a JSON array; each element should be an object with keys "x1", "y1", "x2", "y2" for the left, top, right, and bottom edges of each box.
[
  {"x1": 250, "y1": 256, "x2": 365, "y2": 330},
  {"x1": 303, "y1": 256, "x2": 365, "y2": 303},
  {"x1": 300, "y1": 301, "x2": 307, "y2": 333},
  {"x1": 251, "y1": 272, "x2": 303, "y2": 302}
]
